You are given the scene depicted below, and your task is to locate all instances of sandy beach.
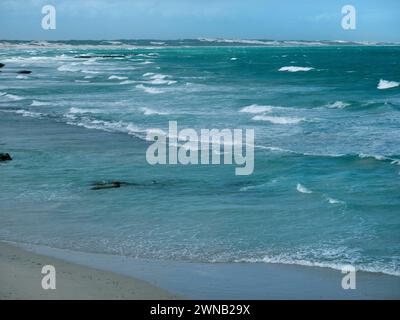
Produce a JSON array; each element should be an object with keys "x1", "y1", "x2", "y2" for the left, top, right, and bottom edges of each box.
[
  {"x1": 0, "y1": 242, "x2": 180, "y2": 300},
  {"x1": 1, "y1": 40, "x2": 400, "y2": 301},
  {"x1": 1, "y1": 241, "x2": 400, "y2": 300}
]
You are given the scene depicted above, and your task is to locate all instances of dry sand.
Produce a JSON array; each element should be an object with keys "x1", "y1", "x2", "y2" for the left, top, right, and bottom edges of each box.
[{"x1": 0, "y1": 242, "x2": 180, "y2": 300}]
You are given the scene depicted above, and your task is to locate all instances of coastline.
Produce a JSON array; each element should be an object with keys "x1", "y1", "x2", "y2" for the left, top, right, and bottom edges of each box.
[
  {"x1": 1, "y1": 44, "x2": 399, "y2": 300},
  {"x1": 0, "y1": 241, "x2": 181, "y2": 300},
  {"x1": 1, "y1": 111, "x2": 399, "y2": 300},
  {"x1": 2, "y1": 240, "x2": 400, "y2": 300}
]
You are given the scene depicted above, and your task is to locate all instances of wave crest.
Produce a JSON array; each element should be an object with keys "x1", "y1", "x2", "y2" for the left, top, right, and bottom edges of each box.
[
  {"x1": 252, "y1": 115, "x2": 304, "y2": 124},
  {"x1": 377, "y1": 79, "x2": 399, "y2": 90},
  {"x1": 279, "y1": 66, "x2": 314, "y2": 72}
]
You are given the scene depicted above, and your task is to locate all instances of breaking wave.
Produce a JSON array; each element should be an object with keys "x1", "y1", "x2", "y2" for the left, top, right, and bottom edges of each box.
[
  {"x1": 296, "y1": 183, "x2": 313, "y2": 194},
  {"x1": 279, "y1": 66, "x2": 314, "y2": 72},
  {"x1": 136, "y1": 84, "x2": 164, "y2": 94},
  {"x1": 377, "y1": 79, "x2": 399, "y2": 90},
  {"x1": 239, "y1": 104, "x2": 274, "y2": 114},
  {"x1": 252, "y1": 115, "x2": 304, "y2": 124}
]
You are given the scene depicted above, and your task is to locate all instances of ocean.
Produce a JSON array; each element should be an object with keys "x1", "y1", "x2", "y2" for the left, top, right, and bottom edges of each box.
[{"x1": 0, "y1": 40, "x2": 399, "y2": 277}]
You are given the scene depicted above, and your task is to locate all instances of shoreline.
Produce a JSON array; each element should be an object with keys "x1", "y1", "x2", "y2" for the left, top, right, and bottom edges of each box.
[
  {"x1": 0, "y1": 241, "x2": 181, "y2": 300},
  {"x1": 2, "y1": 240, "x2": 400, "y2": 300}
]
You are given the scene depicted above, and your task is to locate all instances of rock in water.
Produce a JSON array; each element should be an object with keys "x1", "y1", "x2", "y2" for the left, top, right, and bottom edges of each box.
[
  {"x1": 17, "y1": 70, "x2": 32, "y2": 74},
  {"x1": 75, "y1": 55, "x2": 127, "y2": 59},
  {"x1": 91, "y1": 181, "x2": 121, "y2": 190},
  {"x1": 0, "y1": 63, "x2": 5, "y2": 68},
  {"x1": 0, "y1": 153, "x2": 12, "y2": 161}
]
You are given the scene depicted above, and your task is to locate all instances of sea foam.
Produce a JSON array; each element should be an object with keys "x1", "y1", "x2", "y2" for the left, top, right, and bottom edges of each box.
[
  {"x1": 143, "y1": 73, "x2": 176, "y2": 85},
  {"x1": 326, "y1": 197, "x2": 345, "y2": 205},
  {"x1": 31, "y1": 100, "x2": 50, "y2": 106},
  {"x1": 325, "y1": 101, "x2": 350, "y2": 109},
  {"x1": 57, "y1": 64, "x2": 80, "y2": 72},
  {"x1": 68, "y1": 107, "x2": 100, "y2": 114},
  {"x1": 14, "y1": 109, "x2": 43, "y2": 118},
  {"x1": 240, "y1": 104, "x2": 274, "y2": 113},
  {"x1": 136, "y1": 84, "x2": 164, "y2": 94},
  {"x1": 296, "y1": 183, "x2": 313, "y2": 194},
  {"x1": 252, "y1": 115, "x2": 304, "y2": 124},
  {"x1": 108, "y1": 75, "x2": 128, "y2": 81},
  {"x1": 377, "y1": 79, "x2": 399, "y2": 90},
  {"x1": 141, "y1": 107, "x2": 169, "y2": 116},
  {"x1": 0, "y1": 92, "x2": 24, "y2": 101},
  {"x1": 279, "y1": 66, "x2": 314, "y2": 72}
]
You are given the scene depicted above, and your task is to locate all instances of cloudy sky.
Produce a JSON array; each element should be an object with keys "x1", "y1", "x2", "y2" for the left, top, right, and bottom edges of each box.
[{"x1": 0, "y1": 0, "x2": 399, "y2": 41}]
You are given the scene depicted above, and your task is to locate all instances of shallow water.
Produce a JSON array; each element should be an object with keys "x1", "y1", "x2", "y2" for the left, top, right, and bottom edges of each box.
[{"x1": 0, "y1": 41, "x2": 399, "y2": 276}]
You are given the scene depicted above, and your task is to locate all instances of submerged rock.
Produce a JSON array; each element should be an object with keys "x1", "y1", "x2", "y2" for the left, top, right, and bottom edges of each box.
[
  {"x1": 17, "y1": 70, "x2": 32, "y2": 74},
  {"x1": 90, "y1": 180, "x2": 153, "y2": 190},
  {"x1": 75, "y1": 55, "x2": 128, "y2": 59},
  {"x1": 90, "y1": 180, "x2": 160, "y2": 190},
  {"x1": 0, "y1": 153, "x2": 12, "y2": 161},
  {"x1": 91, "y1": 181, "x2": 122, "y2": 190}
]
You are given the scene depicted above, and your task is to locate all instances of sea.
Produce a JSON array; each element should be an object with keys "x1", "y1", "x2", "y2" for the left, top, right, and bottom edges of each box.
[{"x1": 0, "y1": 39, "x2": 399, "y2": 277}]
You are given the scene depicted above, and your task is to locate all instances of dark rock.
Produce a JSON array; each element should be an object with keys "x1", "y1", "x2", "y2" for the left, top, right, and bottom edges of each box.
[
  {"x1": 17, "y1": 70, "x2": 32, "y2": 74},
  {"x1": 0, "y1": 63, "x2": 4, "y2": 68},
  {"x1": 0, "y1": 153, "x2": 12, "y2": 161},
  {"x1": 75, "y1": 55, "x2": 128, "y2": 59},
  {"x1": 91, "y1": 181, "x2": 121, "y2": 190},
  {"x1": 90, "y1": 180, "x2": 158, "y2": 190}
]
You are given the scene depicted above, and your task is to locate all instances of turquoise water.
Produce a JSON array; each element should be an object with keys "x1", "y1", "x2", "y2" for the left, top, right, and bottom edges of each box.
[{"x1": 0, "y1": 40, "x2": 399, "y2": 276}]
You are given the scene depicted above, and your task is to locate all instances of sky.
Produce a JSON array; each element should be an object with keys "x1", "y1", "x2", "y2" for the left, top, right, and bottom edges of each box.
[{"x1": 0, "y1": 0, "x2": 399, "y2": 41}]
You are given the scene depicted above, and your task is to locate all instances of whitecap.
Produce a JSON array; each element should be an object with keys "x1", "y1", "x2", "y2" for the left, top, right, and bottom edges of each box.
[
  {"x1": 57, "y1": 64, "x2": 80, "y2": 72},
  {"x1": 142, "y1": 73, "x2": 176, "y2": 85},
  {"x1": 81, "y1": 70, "x2": 101, "y2": 74},
  {"x1": 68, "y1": 107, "x2": 100, "y2": 114},
  {"x1": 150, "y1": 79, "x2": 176, "y2": 85},
  {"x1": 1, "y1": 93, "x2": 24, "y2": 101},
  {"x1": 119, "y1": 80, "x2": 137, "y2": 85},
  {"x1": 31, "y1": 100, "x2": 50, "y2": 107},
  {"x1": 252, "y1": 115, "x2": 304, "y2": 124},
  {"x1": 239, "y1": 180, "x2": 276, "y2": 192},
  {"x1": 377, "y1": 79, "x2": 399, "y2": 90},
  {"x1": 136, "y1": 84, "x2": 164, "y2": 94},
  {"x1": 141, "y1": 107, "x2": 169, "y2": 116},
  {"x1": 139, "y1": 61, "x2": 154, "y2": 65},
  {"x1": 326, "y1": 197, "x2": 345, "y2": 204},
  {"x1": 358, "y1": 153, "x2": 386, "y2": 161},
  {"x1": 279, "y1": 66, "x2": 314, "y2": 72},
  {"x1": 66, "y1": 118, "x2": 142, "y2": 138},
  {"x1": 240, "y1": 104, "x2": 274, "y2": 114},
  {"x1": 325, "y1": 101, "x2": 350, "y2": 109},
  {"x1": 14, "y1": 109, "x2": 43, "y2": 118},
  {"x1": 108, "y1": 75, "x2": 128, "y2": 81},
  {"x1": 296, "y1": 183, "x2": 313, "y2": 194}
]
